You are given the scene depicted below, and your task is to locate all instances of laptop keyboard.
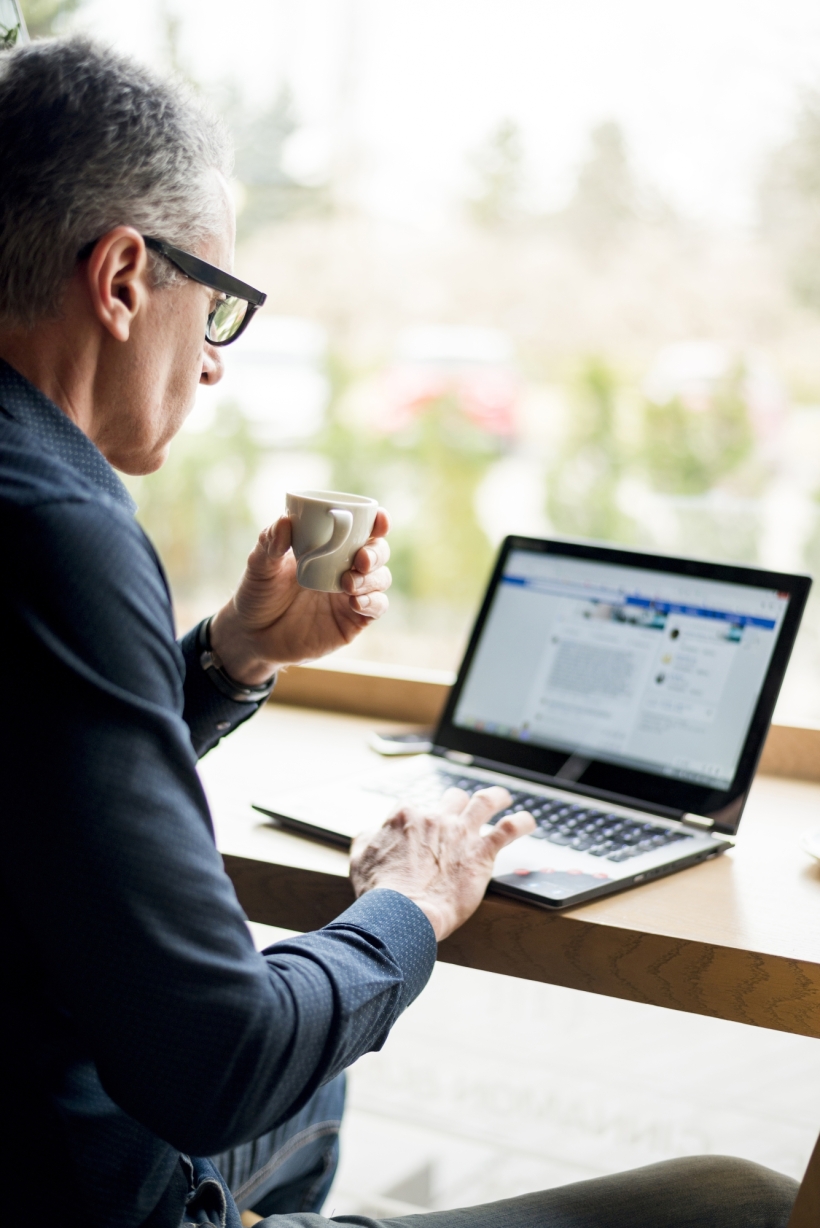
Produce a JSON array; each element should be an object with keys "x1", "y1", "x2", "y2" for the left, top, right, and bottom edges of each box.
[{"x1": 371, "y1": 767, "x2": 690, "y2": 863}]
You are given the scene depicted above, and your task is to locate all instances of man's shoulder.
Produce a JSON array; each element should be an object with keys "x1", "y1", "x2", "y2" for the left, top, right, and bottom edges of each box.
[
  {"x1": 1, "y1": 417, "x2": 181, "y2": 699},
  {"x1": 0, "y1": 414, "x2": 166, "y2": 614},
  {"x1": 0, "y1": 412, "x2": 112, "y2": 510}
]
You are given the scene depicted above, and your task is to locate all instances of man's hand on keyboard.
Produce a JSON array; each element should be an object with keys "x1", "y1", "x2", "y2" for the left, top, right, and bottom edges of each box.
[{"x1": 349, "y1": 786, "x2": 535, "y2": 941}]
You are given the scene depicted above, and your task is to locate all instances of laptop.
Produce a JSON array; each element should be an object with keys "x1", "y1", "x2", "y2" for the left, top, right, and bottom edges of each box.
[{"x1": 255, "y1": 536, "x2": 810, "y2": 910}]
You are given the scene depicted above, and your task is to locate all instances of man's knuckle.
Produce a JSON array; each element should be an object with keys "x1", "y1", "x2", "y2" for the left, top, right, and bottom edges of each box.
[{"x1": 472, "y1": 793, "x2": 499, "y2": 814}]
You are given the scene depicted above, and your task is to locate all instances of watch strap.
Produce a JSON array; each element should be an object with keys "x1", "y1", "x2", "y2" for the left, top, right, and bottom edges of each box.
[{"x1": 197, "y1": 617, "x2": 276, "y2": 705}]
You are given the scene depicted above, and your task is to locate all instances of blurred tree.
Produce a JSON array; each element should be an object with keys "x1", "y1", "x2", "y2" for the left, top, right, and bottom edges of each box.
[
  {"x1": 323, "y1": 379, "x2": 499, "y2": 607},
  {"x1": 129, "y1": 402, "x2": 261, "y2": 605},
  {"x1": 801, "y1": 495, "x2": 820, "y2": 583},
  {"x1": 160, "y1": 0, "x2": 190, "y2": 82},
  {"x1": 562, "y1": 121, "x2": 641, "y2": 253},
  {"x1": 233, "y1": 87, "x2": 330, "y2": 242},
  {"x1": 155, "y1": 4, "x2": 328, "y2": 241},
  {"x1": 467, "y1": 118, "x2": 526, "y2": 227},
  {"x1": 19, "y1": 0, "x2": 81, "y2": 36},
  {"x1": 641, "y1": 368, "x2": 753, "y2": 495},
  {"x1": 759, "y1": 91, "x2": 820, "y2": 311},
  {"x1": 390, "y1": 397, "x2": 498, "y2": 604},
  {"x1": 547, "y1": 357, "x2": 635, "y2": 541},
  {"x1": 0, "y1": 6, "x2": 21, "y2": 47}
]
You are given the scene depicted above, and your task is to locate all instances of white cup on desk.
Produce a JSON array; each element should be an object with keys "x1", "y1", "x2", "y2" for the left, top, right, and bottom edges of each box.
[{"x1": 286, "y1": 489, "x2": 379, "y2": 592}]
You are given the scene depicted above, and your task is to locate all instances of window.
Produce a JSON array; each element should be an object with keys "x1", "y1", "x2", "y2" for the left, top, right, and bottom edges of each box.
[{"x1": 55, "y1": 0, "x2": 820, "y2": 721}]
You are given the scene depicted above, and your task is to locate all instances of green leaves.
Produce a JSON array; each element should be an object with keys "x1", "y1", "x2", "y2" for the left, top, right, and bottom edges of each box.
[
  {"x1": 642, "y1": 368, "x2": 753, "y2": 497},
  {"x1": 0, "y1": 20, "x2": 20, "y2": 47}
]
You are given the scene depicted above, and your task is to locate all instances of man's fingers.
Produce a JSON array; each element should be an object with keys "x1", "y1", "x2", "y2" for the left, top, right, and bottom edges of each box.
[
  {"x1": 461, "y1": 786, "x2": 512, "y2": 827},
  {"x1": 344, "y1": 564, "x2": 392, "y2": 597},
  {"x1": 260, "y1": 515, "x2": 292, "y2": 559},
  {"x1": 371, "y1": 507, "x2": 390, "y2": 538},
  {"x1": 437, "y1": 786, "x2": 472, "y2": 814},
  {"x1": 348, "y1": 591, "x2": 389, "y2": 619},
  {"x1": 351, "y1": 536, "x2": 391, "y2": 577},
  {"x1": 484, "y1": 810, "x2": 536, "y2": 853},
  {"x1": 244, "y1": 516, "x2": 292, "y2": 578},
  {"x1": 347, "y1": 510, "x2": 391, "y2": 576}
]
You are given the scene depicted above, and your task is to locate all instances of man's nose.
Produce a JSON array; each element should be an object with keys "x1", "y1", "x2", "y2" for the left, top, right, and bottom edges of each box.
[{"x1": 200, "y1": 342, "x2": 224, "y2": 386}]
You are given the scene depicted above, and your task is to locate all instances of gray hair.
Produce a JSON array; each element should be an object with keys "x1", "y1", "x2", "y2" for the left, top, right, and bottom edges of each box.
[{"x1": 0, "y1": 36, "x2": 232, "y2": 329}]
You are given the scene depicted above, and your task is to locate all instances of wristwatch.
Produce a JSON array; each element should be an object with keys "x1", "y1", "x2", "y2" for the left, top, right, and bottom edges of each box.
[{"x1": 197, "y1": 616, "x2": 277, "y2": 705}]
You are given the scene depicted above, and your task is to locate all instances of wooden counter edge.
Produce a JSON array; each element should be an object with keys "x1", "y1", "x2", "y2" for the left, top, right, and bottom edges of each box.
[
  {"x1": 223, "y1": 851, "x2": 820, "y2": 1040},
  {"x1": 788, "y1": 1130, "x2": 820, "y2": 1228},
  {"x1": 270, "y1": 659, "x2": 454, "y2": 727},
  {"x1": 269, "y1": 661, "x2": 820, "y2": 784}
]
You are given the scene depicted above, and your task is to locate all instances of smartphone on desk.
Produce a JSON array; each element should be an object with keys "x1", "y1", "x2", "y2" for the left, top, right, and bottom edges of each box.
[{"x1": 368, "y1": 729, "x2": 434, "y2": 755}]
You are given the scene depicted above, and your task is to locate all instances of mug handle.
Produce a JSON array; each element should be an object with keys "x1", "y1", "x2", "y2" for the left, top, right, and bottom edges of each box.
[{"x1": 296, "y1": 508, "x2": 354, "y2": 585}]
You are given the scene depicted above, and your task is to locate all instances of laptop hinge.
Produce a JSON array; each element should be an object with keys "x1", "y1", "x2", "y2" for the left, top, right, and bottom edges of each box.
[{"x1": 681, "y1": 812, "x2": 715, "y2": 831}]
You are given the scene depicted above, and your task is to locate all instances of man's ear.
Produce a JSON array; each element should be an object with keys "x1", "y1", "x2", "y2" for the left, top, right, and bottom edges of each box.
[{"x1": 83, "y1": 227, "x2": 149, "y2": 343}]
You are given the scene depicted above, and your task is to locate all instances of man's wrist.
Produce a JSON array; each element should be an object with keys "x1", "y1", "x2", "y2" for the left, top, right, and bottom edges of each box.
[
  {"x1": 407, "y1": 898, "x2": 448, "y2": 943},
  {"x1": 208, "y1": 607, "x2": 280, "y2": 686},
  {"x1": 354, "y1": 883, "x2": 448, "y2": 943},
  {"x1": 197, "y1": 617, "x2": 277, "y2": 704}
]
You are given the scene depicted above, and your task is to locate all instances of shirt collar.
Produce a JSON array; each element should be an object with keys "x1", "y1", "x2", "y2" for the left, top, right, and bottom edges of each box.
[{"x1": 0, "y1": 359, "x2": 136, "y2": 514}]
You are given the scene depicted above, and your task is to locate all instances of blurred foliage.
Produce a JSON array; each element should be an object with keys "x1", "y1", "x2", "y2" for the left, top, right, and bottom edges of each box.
[
  {"x1": 387, "y1": 399, "x2": 499, "y2": 604},
  {"x1": 641, "y1": 368, "x2": 753, "y2": 495},
  {"x1": 759, "y1": 91, "x2": 820, "y2": 312},
  {"x1": 468, "y1": 119, "x2": 526, "y2": 228},
  {"x1": 561, "y1": 122, "x2": 641, "y2": 253},
  {"x1": 232, "y1": 87, "x2": 330, "y2": 242},
  {"x1": 160, "y1": 0, "x2": 189, "y2": 81},
  {"x1": 802, "y1": 496, "x2": 820, "y2": 581},
  {"x1": 669, "y1": 501, "x2": 761, "y2": 565},
  {"x1": 129, "y1": 403, "x2": 261, "y2": 601},
  {"x1": 322, "y1": 380, "x2": 500, "y2": 606},
  {"x1": 19, "y1": 0, "x2": 80, "y2": 36},
  {"x1": 0, "y1": 17, "x2": 20, "y2": 47},
  {"x1": 547, "y1": 357, "x2": 635, "y2": 542},
  {"x1": 158, "y1": 6, "x2": 328, "y2": 241}
]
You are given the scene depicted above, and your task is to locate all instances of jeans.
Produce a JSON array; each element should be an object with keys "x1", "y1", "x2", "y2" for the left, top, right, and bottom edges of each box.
[{"x1": 206, "y1": 1073, "x2": 346, "y2": 1223}]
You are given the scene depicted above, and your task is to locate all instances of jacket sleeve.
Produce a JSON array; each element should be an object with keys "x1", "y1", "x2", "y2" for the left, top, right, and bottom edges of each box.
[
  {"x1": 178, "y1": 620, "x2": 263, "y2": 758},
  {"x1": 3, "y1": 496, "x2": 437, "y2": 1156}
]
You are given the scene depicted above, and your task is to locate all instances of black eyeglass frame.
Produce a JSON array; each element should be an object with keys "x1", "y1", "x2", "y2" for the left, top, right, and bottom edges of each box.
[{"x1": 77, "y1": 234, "x2": 267, "y2": 346}]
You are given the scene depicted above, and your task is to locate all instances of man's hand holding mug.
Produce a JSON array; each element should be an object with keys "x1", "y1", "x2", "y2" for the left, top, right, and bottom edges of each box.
[{"x1": 209, "y1": 489, "x2": 391, "y2": 685}]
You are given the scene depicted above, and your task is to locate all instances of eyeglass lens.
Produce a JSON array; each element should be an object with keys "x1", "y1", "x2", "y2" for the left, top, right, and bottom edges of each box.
[{"x1": 207, "y1": 296, "x2": 248, "y2": 344}]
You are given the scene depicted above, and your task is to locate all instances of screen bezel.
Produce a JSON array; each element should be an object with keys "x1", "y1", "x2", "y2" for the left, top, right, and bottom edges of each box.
[{"x1": 434, "y1": 536, "x2": 811, "y2": 833}]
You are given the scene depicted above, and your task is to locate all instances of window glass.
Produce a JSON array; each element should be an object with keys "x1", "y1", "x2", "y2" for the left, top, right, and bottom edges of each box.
[{"x1": 60, "y1": 0, "x2": 820, "y2": 721}]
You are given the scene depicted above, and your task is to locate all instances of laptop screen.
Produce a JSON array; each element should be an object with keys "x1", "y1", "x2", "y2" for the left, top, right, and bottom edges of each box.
[
  {"x1": 453, "y1": 549, "x2": 789, "y2": 789},
  {"x1": 439, "y1": 538, "x2": 810, "y2": 827}
]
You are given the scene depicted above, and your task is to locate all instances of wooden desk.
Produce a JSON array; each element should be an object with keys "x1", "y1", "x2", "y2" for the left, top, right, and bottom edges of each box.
[{"x1": 201, "y1": 702, "x2": 820, "y2": 1040}]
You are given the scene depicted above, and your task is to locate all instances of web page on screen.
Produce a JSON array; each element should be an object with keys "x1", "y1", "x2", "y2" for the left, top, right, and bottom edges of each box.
[{"x1": 453, "y1": 551, "x2": 790, "y2": 788}]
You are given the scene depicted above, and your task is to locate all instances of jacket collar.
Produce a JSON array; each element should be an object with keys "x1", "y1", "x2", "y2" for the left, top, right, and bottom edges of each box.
[{"x1": 0, "y1": 358, "x2": 136, "y2": 514}]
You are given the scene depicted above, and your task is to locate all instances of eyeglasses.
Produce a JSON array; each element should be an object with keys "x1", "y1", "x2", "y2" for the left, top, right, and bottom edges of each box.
[
  {"x1": 143, "y1": 237, "x2": 266, "y2": 345},
  {"x1": 77, "y1": 235, "x2": 267, "y2": 346}
]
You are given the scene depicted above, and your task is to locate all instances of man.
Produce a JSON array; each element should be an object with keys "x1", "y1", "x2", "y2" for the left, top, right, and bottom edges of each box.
[{"x1": 0, "y1": 35, "x2": 799, "y2": 1228}]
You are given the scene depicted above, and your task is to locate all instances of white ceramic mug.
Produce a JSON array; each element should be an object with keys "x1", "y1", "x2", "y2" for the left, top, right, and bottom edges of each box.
[{"x1": 286, "y1": 489, "x2": 379, "y2": 592}]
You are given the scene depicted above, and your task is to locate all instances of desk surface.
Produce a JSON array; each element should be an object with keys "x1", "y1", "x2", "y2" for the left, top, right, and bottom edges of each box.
[{"x1": 202, "y1": 702, "x2": 820, "y2": 1039}]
